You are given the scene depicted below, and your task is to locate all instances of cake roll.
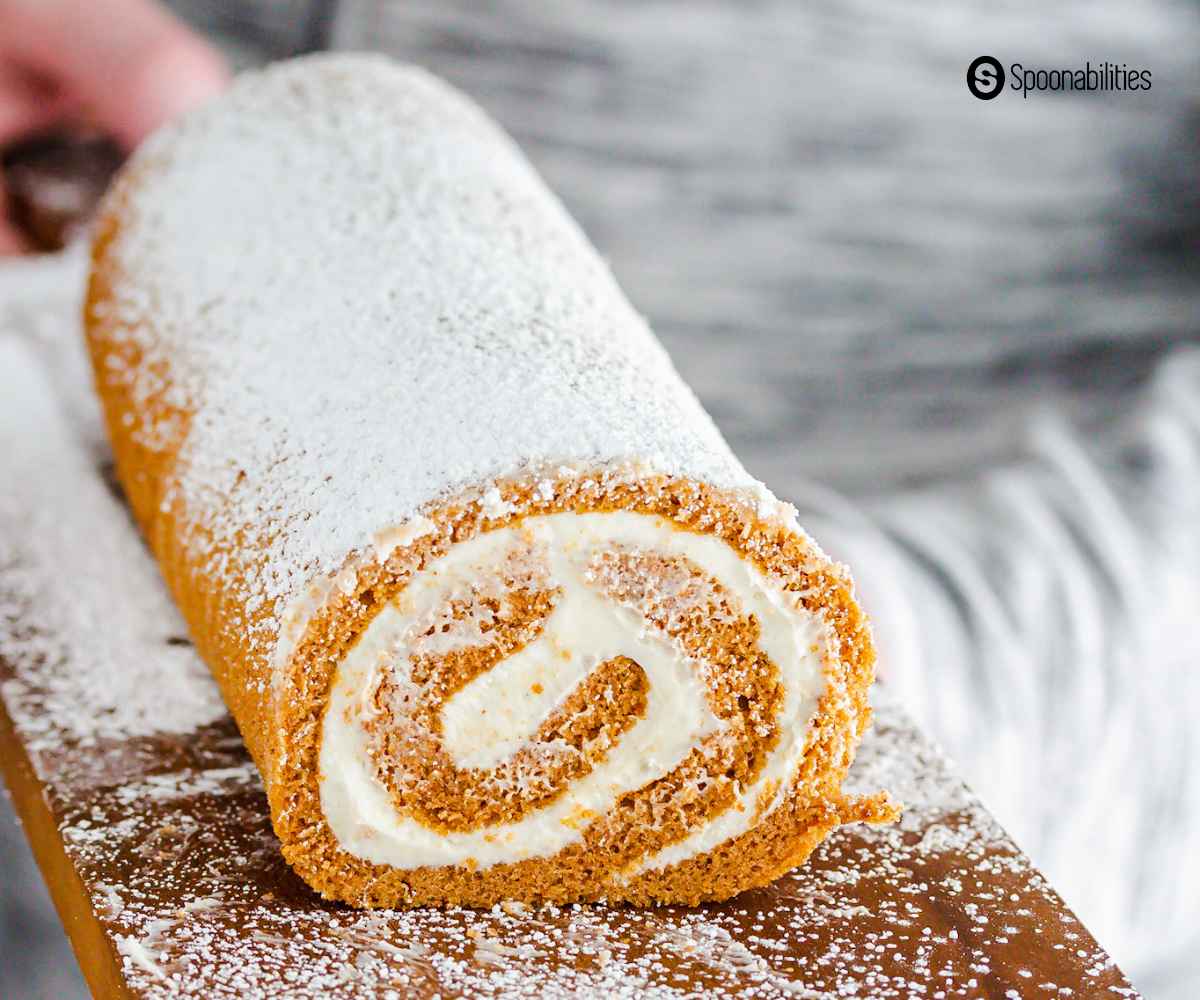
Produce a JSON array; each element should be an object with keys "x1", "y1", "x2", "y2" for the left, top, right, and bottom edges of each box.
[{"x1": 84, "y1": 54, "x2": 897, "y2": 908}]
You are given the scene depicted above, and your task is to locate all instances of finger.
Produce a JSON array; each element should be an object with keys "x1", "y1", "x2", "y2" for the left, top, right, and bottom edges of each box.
[
  {"x1": 0, "y1": 59, "x2": 62, "y2": 146},
  {"x1": 2, "y1": 0, "x2": 229, "y2": 149},
  {"x1": 0, "y1": 226, "x2": 26, "y2": 255},
  {"x1": 0, "y1": 221, "x2": 28, "y2": 255}
]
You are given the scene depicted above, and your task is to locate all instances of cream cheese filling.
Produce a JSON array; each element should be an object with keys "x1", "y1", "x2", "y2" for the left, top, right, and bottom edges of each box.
[{"x1": 319, "y1": 511, "x2": 826, "y2": 874}]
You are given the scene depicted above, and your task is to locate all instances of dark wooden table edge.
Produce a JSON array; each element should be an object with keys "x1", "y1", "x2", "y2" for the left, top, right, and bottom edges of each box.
[{"x1": 1, "y1": 698, "x2": 134, "y2": 1000}]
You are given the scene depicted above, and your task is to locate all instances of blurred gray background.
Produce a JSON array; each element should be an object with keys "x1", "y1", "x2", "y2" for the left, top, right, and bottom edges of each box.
[{"x1": 3, "y1": 1, "x2": 1199, "y2": 997}]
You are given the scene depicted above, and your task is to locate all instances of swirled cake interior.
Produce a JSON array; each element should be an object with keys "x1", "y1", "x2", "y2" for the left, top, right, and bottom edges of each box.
[{"x1": 322, "y1": 511, "x2": 825, "y2": 879}]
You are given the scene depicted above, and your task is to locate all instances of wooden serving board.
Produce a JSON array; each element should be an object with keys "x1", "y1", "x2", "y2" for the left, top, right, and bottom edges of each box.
[
  {"x1": 0, "y1": 293, "x2": 1139, "y2": 998},
  {"x1": 0, "y1": 674, "x2": 1140, "y2": 999}
]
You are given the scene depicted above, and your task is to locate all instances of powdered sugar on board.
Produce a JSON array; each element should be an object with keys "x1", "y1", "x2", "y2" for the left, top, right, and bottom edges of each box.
[
  {"x1": 51, "y1": 699, "x2": 1133, "y2": 999},
  {"x1": 1, "y1": 273, "x2": 225, "y2": 764},
  {"x1": 94, "y1": 54, "x2": 762, "y2": 655}
]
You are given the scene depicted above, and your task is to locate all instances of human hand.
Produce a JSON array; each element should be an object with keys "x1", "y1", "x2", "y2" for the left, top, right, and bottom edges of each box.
[{"x1": 0, "y1": 0, "x2": 228, "y2": 253}]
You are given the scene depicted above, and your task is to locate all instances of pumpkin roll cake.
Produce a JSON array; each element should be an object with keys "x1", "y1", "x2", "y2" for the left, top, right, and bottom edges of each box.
[{"x1": 84, "y1": 54, "x2": 898, "y2": 908}]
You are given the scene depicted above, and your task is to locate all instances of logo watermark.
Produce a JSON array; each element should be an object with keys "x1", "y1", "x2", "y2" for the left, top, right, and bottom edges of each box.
[
  {"x1": 967, "y1": 57, "x2": 1151, "y2": 100},
  {"x1": 967, "y1": 56, "x2": 1005, "y2": 100}
]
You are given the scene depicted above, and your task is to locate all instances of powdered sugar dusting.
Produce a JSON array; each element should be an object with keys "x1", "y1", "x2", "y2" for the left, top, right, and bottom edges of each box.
[
  {"x1": 93, "y1": 54, "x2": 759, "y2": 659},
  {"x1": 0, "y1": 334, "x2": 225, "y2": 763},
  {"x1": 45, "y1": 694, "x2": 1134, "y2": 999}
]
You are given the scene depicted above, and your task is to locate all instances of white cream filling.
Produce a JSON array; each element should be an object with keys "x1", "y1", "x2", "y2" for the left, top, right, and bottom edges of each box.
[{"x1": 319, "y1": 511, "x2": 826, "y2": 874}]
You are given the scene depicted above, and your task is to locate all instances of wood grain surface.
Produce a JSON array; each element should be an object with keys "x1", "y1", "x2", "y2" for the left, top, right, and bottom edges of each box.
[{"x1": 0, "y1": 667, "x2": 1139, "y2": 998}]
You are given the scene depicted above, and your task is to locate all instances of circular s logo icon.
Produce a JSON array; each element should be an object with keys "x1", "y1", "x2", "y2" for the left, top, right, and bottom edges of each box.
[{"x1": 967, "y1": 56, "x2": 1005, "y2": 100}]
